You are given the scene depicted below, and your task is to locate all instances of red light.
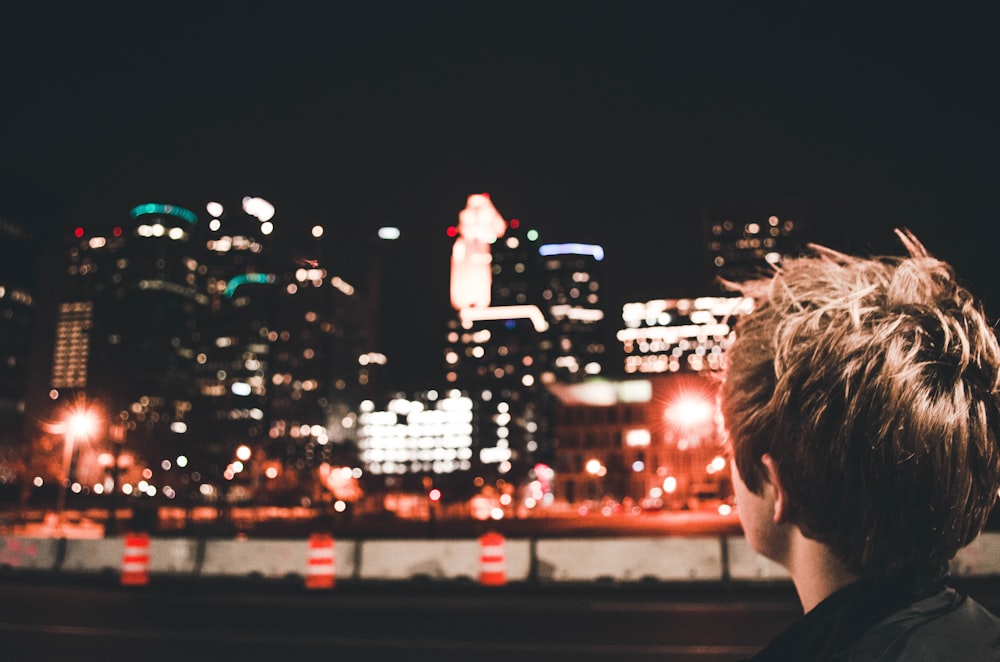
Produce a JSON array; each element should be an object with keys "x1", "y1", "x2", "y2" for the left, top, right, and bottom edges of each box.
[
  {"x1": 112, "y1": 227, "x2": 123, "y2": 237},
  {"x1": 481, "y1": 192, "x2": 490, "y2": 199},
  {"x1": 446, "y1": 226, "x2": 458, "y2": 237},
  {"x1": 428, "y1": 488, "x2": 441, "y2": 502},
  {"x1": 509, "y1": 218, "x2": 520, "y2": 229},
  {"x1": 74, "y1": 227, "x2": 84, "y2": 238}
]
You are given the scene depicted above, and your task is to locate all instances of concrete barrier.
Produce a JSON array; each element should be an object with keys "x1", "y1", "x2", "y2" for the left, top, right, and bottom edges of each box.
[
  {"x1": 725, "y1": 536, "x2": 790, "y2": 581},
  {"x1": 61, "y1": 537, "x2": 122, "y2": 573},
  {"x1": 359, "y1": 538, "x2": 531, "y2": 581},
  {"x1": 535, "y1": 536, "x2": 722, "y2": 582},
  {"x1": 0, "y1": 535, "x2": 60, "y2": 571},
  {"x1": 2, "y1": 532, "x2": 998, "y2": 583},
  {"x1": 201, "y1": 538, "x2": 356, "y2": 580}
]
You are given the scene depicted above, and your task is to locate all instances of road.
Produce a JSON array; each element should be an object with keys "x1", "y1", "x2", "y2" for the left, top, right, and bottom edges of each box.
[{"x1": 3, "y1": 574, "x2": 1000, "y2": 662}]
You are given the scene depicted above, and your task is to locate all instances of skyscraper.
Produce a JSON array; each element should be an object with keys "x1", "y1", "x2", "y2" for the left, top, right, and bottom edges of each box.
[
  {"x1": 0, "y1": 217, "x2": 39, "y2": 493},
  {"x1": 28, "y1": 199, "x2": 367, "y2": 512},
  {"x1": 442, "y1": 195, "x2": 609, "y2": 494},
  {"x1": 702, "y1": 199, "x2": 808, "y2": 284}
]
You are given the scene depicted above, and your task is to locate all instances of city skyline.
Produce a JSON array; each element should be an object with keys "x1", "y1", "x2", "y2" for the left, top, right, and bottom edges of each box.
[{"x1": 4, "y1": 6, "x2": 998, "y2": 386}]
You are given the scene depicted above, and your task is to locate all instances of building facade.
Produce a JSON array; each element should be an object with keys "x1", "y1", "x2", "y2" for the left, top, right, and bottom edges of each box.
[
  {"x1": 0, "y1": 217, "x2": 40, "y2": 494},
  {"x1": 547, "y1": 373, "x2": 731, "y2": 510},
  {"x1": 29, "y1": 199, "x2": 367, "y2": 511}
]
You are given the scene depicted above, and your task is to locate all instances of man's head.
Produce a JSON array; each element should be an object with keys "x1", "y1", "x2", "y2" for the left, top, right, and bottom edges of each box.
[{"x1": 721, "y1": 229, "x2": 1000, "y2": 578}]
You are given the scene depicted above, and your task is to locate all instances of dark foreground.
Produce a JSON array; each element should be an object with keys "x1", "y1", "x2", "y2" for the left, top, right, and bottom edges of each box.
[{"x1": 3, "y1": 573, "x2": 999, "y2": 662}]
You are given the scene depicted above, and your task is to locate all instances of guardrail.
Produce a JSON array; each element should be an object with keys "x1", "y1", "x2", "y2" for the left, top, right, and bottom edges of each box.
[{"x1": 1, "y1": 532, "x2": 998, "y2": 584}]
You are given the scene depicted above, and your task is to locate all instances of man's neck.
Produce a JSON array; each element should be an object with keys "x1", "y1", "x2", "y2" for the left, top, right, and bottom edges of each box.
[{"x1": 782, "y1": 530, "x2": 860, "y2": 613}]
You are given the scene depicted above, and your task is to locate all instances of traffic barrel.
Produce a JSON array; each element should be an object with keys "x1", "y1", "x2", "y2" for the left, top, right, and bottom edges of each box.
[
  {"x1": 306, "y1": 532, "x2": 335, "y2": 589},
  {"x1": 120, "y1": 532, "x2": 150, "y2": 586},
  {"x1": 479, "y1": 531, "x2": 506, "y2": 586}
]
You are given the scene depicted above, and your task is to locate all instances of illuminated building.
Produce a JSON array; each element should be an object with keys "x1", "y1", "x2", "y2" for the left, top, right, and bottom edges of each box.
[
  {"x1": 444, "y1": 201, "x2": 550, "y2": 488},
  {"x1": 703, "y1": 200, "x2": 807, "y2": 283},
  {"x1": 617, "y1": 296, "x2": 752, "y2": 374},
  {"x1": 357, "y1": 390, "x2": 475, "y2": 478},
  {"x1": 31, "y1": 199, "x2": 367, "y2": 509},
  {"x1": 0, "y1": 217, "x2": 39, "y2": 488},
  {"x1": 46, "y1": 205, "x2": 206, "y2": 498},
  {"x1": 196, "y1": 200, "x2": 366, "y2": 505},
  {"x1": 443, "y1": 197, "x2": 610, "y2": 494},
  {"x1": 265, "y1": 228, "x2": 365, "y2": 497},
  {"x1": 547, "y1": 374, "x2": 730, "y2": 509},
  {"x1": 195, "y1": 199, "x2": 275, "y2": 501},
  {"x1": 449, "y1": 193, "x2": 507, "y2": 310},
  {"x1": 538, "y1": 242, "x2": 606, "y2": 382}
]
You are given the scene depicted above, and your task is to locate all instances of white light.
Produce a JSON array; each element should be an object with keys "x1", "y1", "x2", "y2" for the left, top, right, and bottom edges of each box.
[
  {"x1": 236, "y1": 445, "x2": 252, "y2": 461},
  {"x1": 707, "y1": 455, "x2": 727, "y2": 474},
  {"x1": 209, "y1": 219, "x2": 221, "y2": 231},
  {"x1": 242, "y1": 196, "x2": 275, "y2": 222},
  {"x1": 663, "y1": 476, "x2": 678, "y2": 493},
  {"x1": 231, "y1": 382, "x2": 252, "y2": 396},
  {"x1": 311, "y1": 225, "x2": 324, "y2": 238},
  {"x1": 260, "y1": 221, "x2": 274, "y2": 235},
  {"x1": 459, "y1": 304, "x2": 549, "y2": 333},
  {"x1": 206, "y1": 202, "x2": 224, "y2": 217},
  {"x1": 378, "y1": 226, "x2": 400, "y2": 240},
  {"x1": 176, "y1": 455, "x2": 189, "y2": 468},
  {"x1": 170, "y1": 421, "x2": 187, "y2": 433}
]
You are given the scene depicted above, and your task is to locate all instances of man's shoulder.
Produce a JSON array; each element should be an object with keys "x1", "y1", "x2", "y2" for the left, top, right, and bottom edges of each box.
[{"x1": 847, "y1": 587, "x2": 1000, "y2": 661}]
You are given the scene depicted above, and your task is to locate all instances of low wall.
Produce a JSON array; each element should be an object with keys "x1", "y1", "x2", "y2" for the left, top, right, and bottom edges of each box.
[{"x1": 1, "y1": 532, "x2": 998, "y2": 583}]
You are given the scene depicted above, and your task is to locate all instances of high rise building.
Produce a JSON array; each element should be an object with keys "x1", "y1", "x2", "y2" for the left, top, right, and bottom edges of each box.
[
  {"x1": 617, "y1": 296, "x2": 751, "y2": 375},
  {"x1": 29, "y1": 199, "x2": 367, "y2": 511},
  {"x1": 441, "y1": 195, "x2": 609, "y2": 495},
  {"x1": 0, "y1": 217, "x2": 40, "y2": 492},
  {"x1": 537, "y1": 242, "x2": 607, "y2": 382},
  {"x1": 265, "y1": 235, "x2": 365, "y2": 503},
  {"x1": 42, "y1": 206, "x2": 206, "y2": 502},
  {"x1": 702, "y1": 199, "x2": 808, "y2": 284}
]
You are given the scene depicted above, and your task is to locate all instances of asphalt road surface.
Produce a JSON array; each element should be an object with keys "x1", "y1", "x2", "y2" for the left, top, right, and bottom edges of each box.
[{"x1": 3, "y1": 574, "x2": 999, "y2": 662}]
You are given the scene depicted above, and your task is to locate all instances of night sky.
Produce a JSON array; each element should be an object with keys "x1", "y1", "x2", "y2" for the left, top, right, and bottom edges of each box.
[{"x1": 3, "y1": 5, "x2": 998, "y2": 387}]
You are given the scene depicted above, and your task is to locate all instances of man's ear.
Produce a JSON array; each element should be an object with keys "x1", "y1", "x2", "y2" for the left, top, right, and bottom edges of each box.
[{"x1": 760, "y1": 454, "x2": 787, "y2": 524}]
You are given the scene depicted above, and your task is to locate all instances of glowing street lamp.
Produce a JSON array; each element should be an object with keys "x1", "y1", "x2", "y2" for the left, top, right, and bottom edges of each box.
[
  {"x1": 664, "y1": 394, "x2": 714, "y2": 430},
  {"x1": 50, "y1": 402, "x2": 102, "y2": 526}
]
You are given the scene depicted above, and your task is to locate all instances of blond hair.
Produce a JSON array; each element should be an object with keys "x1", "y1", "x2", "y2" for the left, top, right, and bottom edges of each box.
[{"x1": 721, "y1": 229, "x2": 1000, "y2": 577}]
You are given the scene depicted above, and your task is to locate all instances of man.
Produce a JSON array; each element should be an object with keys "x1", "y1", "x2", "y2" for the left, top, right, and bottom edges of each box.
[{"x1": 721, "y1": 229, "x2": 1000, "y2": 660}]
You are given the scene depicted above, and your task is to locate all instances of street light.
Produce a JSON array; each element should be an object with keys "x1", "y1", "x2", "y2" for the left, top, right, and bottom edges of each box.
[{"x1": 51, "y1": 402, "x2": 101, "y2": 529}]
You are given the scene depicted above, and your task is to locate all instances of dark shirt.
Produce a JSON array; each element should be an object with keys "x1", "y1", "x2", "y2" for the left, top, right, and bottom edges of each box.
[{"x1": 744, "y1": 572, "x2": 1000, "y2": 661}]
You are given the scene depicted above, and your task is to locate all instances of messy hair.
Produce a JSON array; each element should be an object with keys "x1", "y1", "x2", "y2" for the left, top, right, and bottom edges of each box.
[{"x1": 721, "y1": 229, "x2": 1000, "y2": 578}]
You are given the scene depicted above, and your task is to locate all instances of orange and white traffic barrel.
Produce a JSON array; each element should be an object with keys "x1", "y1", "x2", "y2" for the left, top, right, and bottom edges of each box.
[
  {"x1": 306, "y1": 532, "x2": 335, "y2": 589},
  {"x1": 479, "y1": 531, "x2": 506, "y2": 586},
  {"x1": 121, "y1": 532, "x2": 150, "y2": 586}
]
